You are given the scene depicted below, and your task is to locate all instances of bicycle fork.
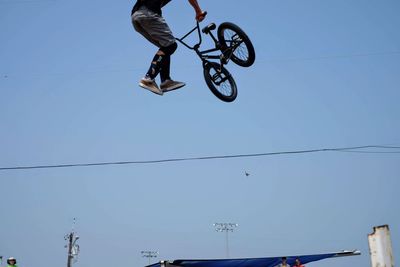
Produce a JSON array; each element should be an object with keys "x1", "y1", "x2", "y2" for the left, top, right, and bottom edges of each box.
[{"x1": 220, "y1": 33, "x2": 242, "y2": 66}]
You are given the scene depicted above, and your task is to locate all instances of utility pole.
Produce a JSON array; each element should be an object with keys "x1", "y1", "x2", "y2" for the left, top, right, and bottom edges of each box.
[
  {"x1": 65, "y1": 218, "x2": 80, "y2": 267},
  {"x1": 141, "y1": 251, "x2": 159, "y2": 265},
  {"x1": 66, "y1": 232, "x2": 74, "y2": 267},
  {"x1": 213, "y1": 222, "x2": 238, "y2": 258}
]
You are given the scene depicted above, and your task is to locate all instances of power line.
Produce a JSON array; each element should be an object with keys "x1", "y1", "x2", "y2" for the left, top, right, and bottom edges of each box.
[
  {"x1": 262, "y1": 51, "x2": 400, "y2": 63},
  {"x1": 0, "y1": 145, "x2": 399, "y2": 171},
  {"x1": 0, "y1": 0, "x2": 56, "y2": 4},
  {"x1": 338, "y1": 150, "x2": 400, "y2": 154},
  {"x1": 1, "y1": 51, "x2": 399, "y2": 79}
]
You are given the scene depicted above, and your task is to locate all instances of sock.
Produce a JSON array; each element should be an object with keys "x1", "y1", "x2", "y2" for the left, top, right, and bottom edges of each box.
[
  {"x1": 145, "y1": 54, "x2": 163, "y2": 80},
  {"x1": 160, "y1": 54, "x2": 171, "y2": 83}
]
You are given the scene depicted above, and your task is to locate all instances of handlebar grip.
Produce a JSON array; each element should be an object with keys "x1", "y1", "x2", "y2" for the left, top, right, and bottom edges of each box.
[{"x1": 197, "y1": 11, "x2": 207, "y2": 22}]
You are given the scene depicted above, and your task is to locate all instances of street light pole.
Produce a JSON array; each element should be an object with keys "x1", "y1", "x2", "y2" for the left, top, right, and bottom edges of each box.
[
  {"x1": 213, "y1": 222, "x2": 238, "y2": 258},
  {"x1": 141, "y1": 250, "x2": 159, "y2": 265}
]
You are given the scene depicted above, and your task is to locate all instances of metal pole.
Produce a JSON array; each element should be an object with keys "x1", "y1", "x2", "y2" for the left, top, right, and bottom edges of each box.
[
  {"x1": 141, "y1": 251, "x2": 159, "y2": 265},
  {"x1": 67, "y1": 232, "x2": 73, "y2": 267},
  {"x1": 213, "y1": 223, "x2": 238, "y2": 258},
  {"x1": 225, "y1": 229, "x2": 229, "y2": 258}
]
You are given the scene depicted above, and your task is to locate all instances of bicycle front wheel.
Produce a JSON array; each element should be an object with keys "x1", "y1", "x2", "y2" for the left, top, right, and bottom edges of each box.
[
  {"x1": 218, "y1": 22, "x2": 256, "y2": 67},
  {"x1": 203, "y1": 62, "x2": 237, "y2": 102}
]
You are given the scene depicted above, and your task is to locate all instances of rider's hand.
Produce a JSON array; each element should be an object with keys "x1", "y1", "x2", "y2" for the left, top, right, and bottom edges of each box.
[{"x1": 196, "y1": 11, "x2": 207, "y2": 22}]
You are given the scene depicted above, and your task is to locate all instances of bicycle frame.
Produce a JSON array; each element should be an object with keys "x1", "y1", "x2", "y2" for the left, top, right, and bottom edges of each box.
[{"x1": 176, "y1": 22, "x2": 224, "y2": 67}]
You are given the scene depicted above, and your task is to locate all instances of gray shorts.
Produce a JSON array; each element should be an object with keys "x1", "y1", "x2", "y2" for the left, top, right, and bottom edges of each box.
[{"x1": 131, "y1": 6, "x2": 176, "y2": 48}]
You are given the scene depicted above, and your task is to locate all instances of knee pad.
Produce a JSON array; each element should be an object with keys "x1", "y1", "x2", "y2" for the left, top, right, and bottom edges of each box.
[{"x1": 160, "y1": 42, "x2": 177, "y2": 56}]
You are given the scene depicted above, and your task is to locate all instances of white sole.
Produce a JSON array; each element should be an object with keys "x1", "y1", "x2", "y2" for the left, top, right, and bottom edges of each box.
[
  {"x1": 161, "y1": 83, "x2": 186, "y2": 92},
  {"x1": 139, "y1": 82, "x2": 163, "y2": 95}
]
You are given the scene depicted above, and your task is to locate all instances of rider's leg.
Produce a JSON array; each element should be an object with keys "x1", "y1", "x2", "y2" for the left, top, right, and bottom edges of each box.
[
  {"x1": 132, "y1": 7, "x2": 176, "y2": 95},
  {"x1": 138, "y1": 49, "x2": 166, "y2": 95},
  {"x1": 158, "y1": 42, "x2": 186, "y2": 92},
  {"x1": 158, "y1": 42, "x2": 177, "y2": 82},
  {"x1": 159, "y1": 54, "x2": 171, "y2": 83},
  {"x1": 145, "y1": 41, "x2": 176, "y2": 80},
  {"x1": 145, "y1": 50, "x2": 166, "y2": 80},
  {"x1": 139, "y1": 41, "x2": 179, "y2": 95}
]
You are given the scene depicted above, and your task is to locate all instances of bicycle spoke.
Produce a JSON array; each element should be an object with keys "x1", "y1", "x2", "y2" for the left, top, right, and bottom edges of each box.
[
  {"x1": 209, "y1": 68, "x2": 232, "y2": 96},
  {"x1": 223, "y1": 29, "x2": 249, "y2": 61}
]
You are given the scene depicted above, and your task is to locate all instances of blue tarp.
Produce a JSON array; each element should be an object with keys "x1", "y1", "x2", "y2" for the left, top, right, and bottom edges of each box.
[{"x1": 147, "y1": 251, "x2": 359, "y2": 267}]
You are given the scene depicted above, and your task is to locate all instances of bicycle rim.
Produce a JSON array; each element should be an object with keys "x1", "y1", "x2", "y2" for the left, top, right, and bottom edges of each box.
[
  {"x1": 218, "y1": 22, "x2": 255, "y2": 67},
  {"x1": 203, "y1": 62, "x2": 237, "y2": 102}
]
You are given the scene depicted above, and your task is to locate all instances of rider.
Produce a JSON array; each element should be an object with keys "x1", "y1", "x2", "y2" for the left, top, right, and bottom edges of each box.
[
  {"x1": 293, "y1": 258, "x2": 305, "y2": 267},
  {"x1": 131, "y1": 0, "x2": 206, "y2": 95},
  {"x1": 7, "y1": 257, "x2": 18, "y2": 267}
]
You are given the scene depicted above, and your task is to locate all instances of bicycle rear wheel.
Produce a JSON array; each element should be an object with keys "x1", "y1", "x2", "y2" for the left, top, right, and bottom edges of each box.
[
  {"x1": 218, "y1": 22, "x2": 255, "y2": 67},
  {"x1": 203, "y1": 62, "x2": 237, "y2": 102}
]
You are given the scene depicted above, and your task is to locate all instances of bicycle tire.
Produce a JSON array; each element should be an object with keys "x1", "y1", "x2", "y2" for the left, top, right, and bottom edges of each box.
[
  {"x1": 203, "y1": 62, "x2": 237, "y2": 102},
  {"x1": 217, "y1": 22, "x2": 256, "y2": 67}
]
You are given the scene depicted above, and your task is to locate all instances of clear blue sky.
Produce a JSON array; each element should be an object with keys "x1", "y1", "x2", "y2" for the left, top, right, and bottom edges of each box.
[{"x1": 0, "y1": 0, "x2": 399, "y2": 266}]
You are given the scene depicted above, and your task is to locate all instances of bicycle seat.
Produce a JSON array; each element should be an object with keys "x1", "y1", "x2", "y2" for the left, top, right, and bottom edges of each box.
[{"x1": 202, "y1": 23, "x2": 216, "y2": 34}]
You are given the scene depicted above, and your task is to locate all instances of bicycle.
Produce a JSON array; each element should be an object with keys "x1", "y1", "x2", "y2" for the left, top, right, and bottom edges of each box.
[{"x1": 176, "y1": 19, "x2": 256, "y2": 102}]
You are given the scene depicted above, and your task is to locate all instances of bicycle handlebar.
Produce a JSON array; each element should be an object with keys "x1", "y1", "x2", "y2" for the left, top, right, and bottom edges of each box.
[
  {"x1": 176, "y1": 20, "x2": 203, "y2": 50},
  {"x1": 176, "y1": 11, "x2": 208, "y2": 50}
]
